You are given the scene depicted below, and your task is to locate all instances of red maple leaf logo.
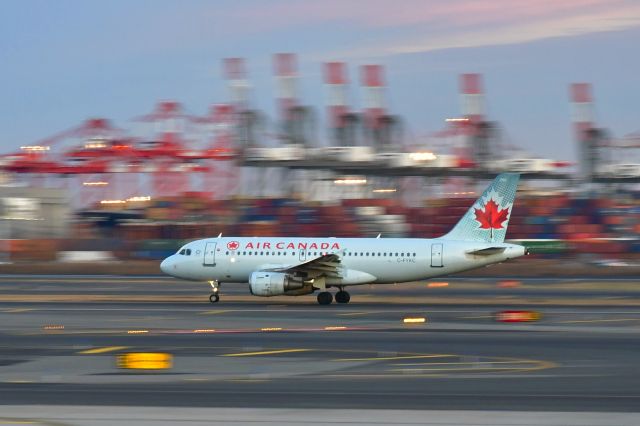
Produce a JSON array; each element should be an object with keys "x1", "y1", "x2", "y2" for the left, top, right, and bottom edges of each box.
[
  {"x1": 227, "y1": 241, "x2": 239, "y2": 250},
  {"x1": 474, "y1": 198, "x2": 510, "y2": 230}
]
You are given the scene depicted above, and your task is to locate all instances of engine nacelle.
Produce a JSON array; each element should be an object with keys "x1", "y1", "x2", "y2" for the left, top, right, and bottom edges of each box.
[{"x1": 249, "y1": 272, "x2": 305, "y2": 297}]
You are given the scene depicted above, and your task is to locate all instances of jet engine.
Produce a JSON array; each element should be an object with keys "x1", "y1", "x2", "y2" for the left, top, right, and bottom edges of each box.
[{"x1": 249, "y1": 272, "x2": 308, "y2": 296}]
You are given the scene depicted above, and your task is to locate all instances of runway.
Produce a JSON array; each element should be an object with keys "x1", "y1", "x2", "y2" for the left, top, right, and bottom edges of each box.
[{"x1": 0, "y1": 275, "x2": 639, "y2": 419}]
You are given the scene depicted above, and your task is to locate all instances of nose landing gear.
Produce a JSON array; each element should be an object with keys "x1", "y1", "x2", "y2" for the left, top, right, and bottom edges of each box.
[{"x1": 208, "y1": 281, "x2": 221, "y2": 303}]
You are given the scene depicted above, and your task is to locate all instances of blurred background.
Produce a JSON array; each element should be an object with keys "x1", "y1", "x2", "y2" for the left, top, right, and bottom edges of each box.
[{"x1": 1, "y1": 0, "x2": 639, "y2": 273}]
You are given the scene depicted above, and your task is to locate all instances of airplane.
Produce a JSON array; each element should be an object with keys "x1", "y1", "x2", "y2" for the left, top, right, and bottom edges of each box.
[{"x1": 160, "y1": 173, "x2": 527, "y2": 305}]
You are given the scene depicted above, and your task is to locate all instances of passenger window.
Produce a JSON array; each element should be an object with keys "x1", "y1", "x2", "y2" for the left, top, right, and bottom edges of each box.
[
  {"x1": 383, "y1": 253, "x2": 387, "y2": 257},
  {"x1": 226, "y1": 251, "x2": 229, "y2": 255},
  {"x1": 242, "y1": 251, "x2": 246, "y2": 255},
  {"x1": 260, "y1": 251, "x2": 264, "y2": 255},
  {"x1": 249, "y1": 251, "x2": 253, "y2": 255},
  {"x1": 413, "y1": 253, "x2": 416, "y2": 257},
  {"x1": 395, "y1": 253, "x2": 398, "y2": 257},
  {"x1": 401, "y1": 253, "x2": 404, "y2": 257}
]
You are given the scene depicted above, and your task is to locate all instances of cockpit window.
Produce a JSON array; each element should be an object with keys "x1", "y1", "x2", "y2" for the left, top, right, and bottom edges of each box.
[
  {"x1": 186, "y1": 249, "x2": 192, "y2": 256},
  {"x1": 179, "y1": 249, "x2": 186, "y2": 255}
]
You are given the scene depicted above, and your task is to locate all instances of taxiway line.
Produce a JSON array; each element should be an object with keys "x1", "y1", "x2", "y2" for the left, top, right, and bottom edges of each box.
[
  {"x1": 221, "y1": 348, "x2": 311, "y2": 357},
  {"x1": 78, "y1": 346, "x2": 129, "y2": 354}
]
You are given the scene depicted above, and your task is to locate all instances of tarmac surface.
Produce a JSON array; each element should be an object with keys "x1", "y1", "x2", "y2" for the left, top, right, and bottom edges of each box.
[{"x1": 0, "y1": 275, "x2": 639, "y2": 424}]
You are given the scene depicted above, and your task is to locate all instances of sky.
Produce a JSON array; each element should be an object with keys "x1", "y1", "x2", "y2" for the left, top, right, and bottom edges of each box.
[{"x1": 1, "y1": 0, "x2": 639, "y2": 161}]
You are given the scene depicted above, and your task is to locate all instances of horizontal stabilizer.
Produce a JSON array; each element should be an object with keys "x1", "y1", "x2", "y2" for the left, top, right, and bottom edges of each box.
[{"x1": 466, "y1": 247, "x2": 507, "y2": 256}]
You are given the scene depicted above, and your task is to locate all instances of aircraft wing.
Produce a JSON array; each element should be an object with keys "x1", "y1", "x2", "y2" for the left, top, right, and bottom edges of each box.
[{"x1": 262, "y1": 253, "x2": 343, "y2": 278}]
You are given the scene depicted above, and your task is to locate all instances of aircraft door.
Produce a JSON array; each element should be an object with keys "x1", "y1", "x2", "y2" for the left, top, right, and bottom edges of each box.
[
  {"x1": 431, "y1": 243, "x2": 443, "y2": 268},
  {"x1": 204, "y1": 242, "x2": 217, "y2": 266},
  {"x1": 299, "y1": 249, "x2": 307, "y2": 262}
]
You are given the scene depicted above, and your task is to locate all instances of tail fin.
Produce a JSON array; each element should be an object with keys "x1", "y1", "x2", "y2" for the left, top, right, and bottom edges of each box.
[{"x1": 442, "y1": 173, "x2": 520, "y2": 243}]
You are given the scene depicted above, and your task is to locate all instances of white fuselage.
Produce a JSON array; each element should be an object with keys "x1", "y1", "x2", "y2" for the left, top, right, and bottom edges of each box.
[{"x1": 160, "y1": 237, "x2": 526, "y2": 285}]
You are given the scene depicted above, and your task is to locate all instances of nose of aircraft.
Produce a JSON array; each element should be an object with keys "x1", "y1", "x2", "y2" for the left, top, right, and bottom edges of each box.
[{"x1": 160, "y1": 256, "x2": 173, "y2": 275}]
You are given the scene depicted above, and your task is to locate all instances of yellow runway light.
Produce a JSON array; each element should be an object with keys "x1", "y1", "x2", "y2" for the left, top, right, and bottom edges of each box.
[
  {"x1": 324, "y1": 326, "x2": 348, "y2": 331},
  {"x1": 428, "y1": 282, "x2": 449, "y2": 288},
  {"x1": 117, "y1": 352, "x2": 172, "y2": 370},
  {"x1": 260, "y1": 327, "x2": 283, "y2": 332},
  {"x1": 127, "y1": 329, "x2": 149, "y2": 334},
  {"x1": 403, "y1": 317, "x2": 427, "y2": 324}
]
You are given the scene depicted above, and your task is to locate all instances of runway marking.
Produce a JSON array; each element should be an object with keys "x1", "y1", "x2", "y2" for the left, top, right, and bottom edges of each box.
[
  {"x1": 559, "y1": 318, "x2": 640, "y2": 324},
  {"x1": 332, "y1": 354, "x2": 454, "y2": 362},
  {"x1": 0, "y1": 421, "x2": 38, "y2": 425},
  {"x1": 390, "y1": 360, "x2": 546, "y2": 372},
  {"x1": 78, "y1": 346, "x2": 129, "y2": 354},
  {"x1": 199, "y1": 310, "x2": 234, "y2": 315},
  {"x1": 337, "y1": 311, "x2": 377, "y2": 316},
  {"x1": 324, "y1": 373, "x2": 447, "y2": 379},
  {"x1": 390, "y1": 359, "x2": 557, "y2": 374},
  {"x1": 221, "y1": 348, "x2": 311, "y2": 357},
  {"x1": 2, "y1": 308, "x2": 34, "y2": 313},
  {"x1": 459, "y1": 315, "x2": 493, "y2": 319}
]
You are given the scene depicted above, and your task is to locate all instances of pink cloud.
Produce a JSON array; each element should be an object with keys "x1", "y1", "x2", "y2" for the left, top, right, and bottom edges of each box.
[{"x1": 221, "y1": 0, "x2": 636, "y2": 31}]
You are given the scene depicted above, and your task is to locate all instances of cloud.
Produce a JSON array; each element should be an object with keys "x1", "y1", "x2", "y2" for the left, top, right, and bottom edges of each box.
[
  {"x1": 219, "y1": 0, "x2": 637, "y2": 30},
  {"x1": 302, "y1": 0, "x2": 640, "y2": 60}
]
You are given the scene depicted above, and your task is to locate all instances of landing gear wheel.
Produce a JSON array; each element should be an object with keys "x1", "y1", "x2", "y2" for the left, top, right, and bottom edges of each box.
[
  {"x1": 317, "y1": 291, "x2": 333, "y2": 305},
  {"x1": 208, "y1": 280, "x2": 220, "y2": 303},
  {"x1": 335, "y1": 290, "x2": 350, "y2": 304}
]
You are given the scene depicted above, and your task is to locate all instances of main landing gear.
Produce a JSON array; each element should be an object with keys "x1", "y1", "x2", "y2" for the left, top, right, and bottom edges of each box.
[
  {"x1": 209, "y1": 281, "x2": 221, "y2": 303},
  {"x1": 335, "y1": 290, "x2": 350, "y2": 304},
  {"x1": 316, "y1": 288, "x2": 351, "y2": 305}
]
